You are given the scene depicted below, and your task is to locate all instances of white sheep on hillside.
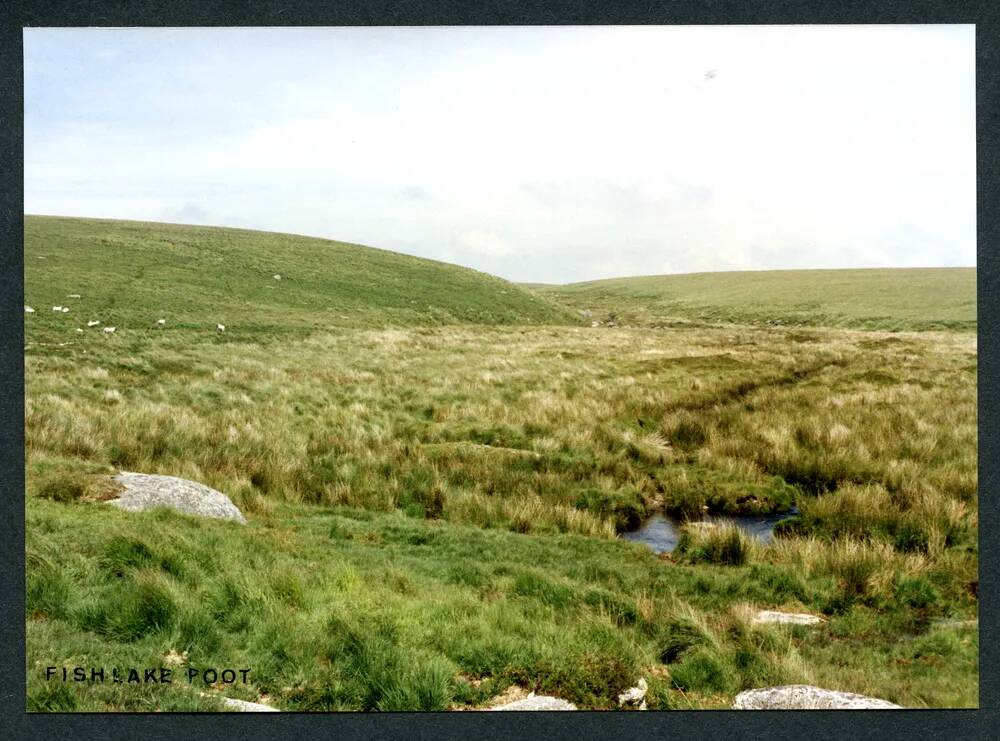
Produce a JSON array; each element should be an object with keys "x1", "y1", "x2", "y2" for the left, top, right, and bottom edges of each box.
[
  {"x1": 157, "y1": 319, "x2": 166, "y2": 325},
  {"x1": 103, "y1": 326, "x2": 116, "y2": 334},
  {"x1": 87, "y1": 320, "x2": 100, "y2": 327},
  {"x1": 52, "y1": 306, "x2": 63, "y2": 312},
  {"x1": 217, "y1": 324, "x2": 225, "y2": 332},
  {"x1": 24, "y1": 306, "x2": 34, "y2": 313}
]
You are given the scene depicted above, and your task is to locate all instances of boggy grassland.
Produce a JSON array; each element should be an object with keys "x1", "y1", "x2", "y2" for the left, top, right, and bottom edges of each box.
[{"x1": 25, "y1": 218, "x2": 977, "y2": 711}]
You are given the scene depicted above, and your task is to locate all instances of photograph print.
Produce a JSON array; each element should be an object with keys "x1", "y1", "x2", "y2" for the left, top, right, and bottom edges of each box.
[{"x1": 23, "y1": 24, "x2": 977, "y2": 712}]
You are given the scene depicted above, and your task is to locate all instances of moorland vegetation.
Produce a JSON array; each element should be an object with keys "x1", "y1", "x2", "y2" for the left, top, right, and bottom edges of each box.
[{"x1": 25, "y1": 216, "x2": 977, "y2": 710}]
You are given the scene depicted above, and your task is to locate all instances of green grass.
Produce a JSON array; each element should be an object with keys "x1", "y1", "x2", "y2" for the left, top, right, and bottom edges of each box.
[
  {"x1": 24, "y1": 217, "x2": 977, "y2": 710},
  {"x1": 24, "y1": 215, "x2": 577, "y2": 345},
  {"x1": 26, "y1": 498, "x2": 978, "y2": 711},
  {"x1": 533, "y1": 268, "x2": 976, "y2": 331}
]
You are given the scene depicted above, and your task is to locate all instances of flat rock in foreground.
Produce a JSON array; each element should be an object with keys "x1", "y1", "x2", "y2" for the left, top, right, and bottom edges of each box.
[
  {"x1": 219, "y1": 697, "x2": 279, "y2": 712},
  {"x1": 753, "y1": 610, "x2": 824, "y2": 626},
  {"x1": 491, "y1": 694, "x2": 577, "y2": 711},
  {"x1": 109, "y1": 472, "x2": 247, "y2": 524},
  {"x1": 733, "y1": 685, "x2": 902, "y2": 710}
]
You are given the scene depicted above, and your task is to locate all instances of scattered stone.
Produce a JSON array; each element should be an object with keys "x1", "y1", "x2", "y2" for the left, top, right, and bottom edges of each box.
[
  {"x1": 87, "y1": 320, "x2": 100, "y2": 327},
  {"x1": 931, "y1": 618, "x2": 977, "y2": 630},
  {"x1": 24, "y1": 305, "x2": 35, "y2": 313},
  {"x1": 108, "y1": 472, "x2": 247, "y2": 524},
  {"x1": 732, "y1": 685, "x2": 902, "y2": 710},
  {"x1": 198, "y1": 692, "x2": 278, "y2": 712},
  {"x1": 491, "y1": 692, "x2": 577, "y2": 711},
  {"x1": 219, "y1": 697, "x2": 279, "y2": 712},
  {"x1": 618, "y1": 678, "x2": 648, "y2": 709},
  {"x1": 753, "y1": 610, "x2": 824, "y2": 626},
  {"x1": 103, "y1": 326, "x2": 116, "y2": 333}
]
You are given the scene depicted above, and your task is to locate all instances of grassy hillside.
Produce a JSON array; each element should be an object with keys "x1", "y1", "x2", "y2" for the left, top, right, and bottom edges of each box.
[
  {"x1": 24, "y1": 215, "x2": 577, "y2": 343},
  {"x1": 534, "y1": 268, "x2": 976, "y2": 331},
  {"x1": 24, "y1": 218, "x2": 977, "y2": 710}
]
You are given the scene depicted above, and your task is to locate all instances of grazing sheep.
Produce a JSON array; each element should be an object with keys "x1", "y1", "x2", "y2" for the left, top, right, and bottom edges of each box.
[
  {"x1": 67, "y1": 294, "x2": 81, "y2": 298},
  {"x1": 75, "y1": 328, "x2": 83, "y2": 333},
  {"x1": 62, "y1": 307, "x2": 70, "y2": 313},
  {"x1": 217, "y1": 324, "x2": 225, "y2": 332},
  {"x1": 52, "y1": 306, "x2": 63, "y2": 312},
  {"x1": 87, "y1": 320, "x2": 100, "y2": 327},
  {"x1": 273, "y1": 274, "x2": 281, "y2": 280},
  {"x1": 103, "y1": 326, "x2": 116, "y2": 334},
  {"x1": 24, "y1": 306, "x2": 34, "y2": 313},
  {"x1": 157, "y1": 319, "x2": 166, "y2": 325}
]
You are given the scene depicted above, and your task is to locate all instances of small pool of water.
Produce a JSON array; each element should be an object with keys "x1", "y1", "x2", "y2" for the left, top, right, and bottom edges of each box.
[{"x1": 620, "y1": 509, "x2": 798, "y2": 554}]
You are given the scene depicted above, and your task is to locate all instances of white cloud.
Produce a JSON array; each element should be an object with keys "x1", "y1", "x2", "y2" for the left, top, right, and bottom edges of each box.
[
  {"x1": 24, "y1": 25, "x2": 975, "y2": 283},
  {"x1": 457, "y1": 230, "x2": 514, "y2": 258}
]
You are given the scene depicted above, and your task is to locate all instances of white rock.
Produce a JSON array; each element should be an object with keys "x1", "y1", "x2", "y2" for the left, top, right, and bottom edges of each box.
[
  {"x1": 24, "y1": 305, "x2": 35, "y2": 313},
  {"x1": 618, "y1": 678, "x2": 648, "y2": 709},
  {"x1": 753, "y1": 610, "x2": 824, "y2": 626},
  {"x1": 217, "y1": 323, "x2": 225, "y2": 332},
  {"x1": 87, "y1": 320, "x2": 100, "y2": 327},
  {"x1": 491, "y1": 693, "x2": 577, "y2": 711},
  {"x1": 198, "y1": 692, "x2": 277, "y2": 712},
  {"x1": 733, "y1": 685, "x2": 902, "y2": 710},
  {"x1": 219, "y1": 697, "x2": 279, "y2": 712},
  {"x1": 103, "y1": 326, "x2": 116, "y2": 333},
  {"x1": 931, "y1": 618, "x2": 977, "y2": 630},
  {"x1": 109, "y1": 472, "x2": 247, "y2": 524}
]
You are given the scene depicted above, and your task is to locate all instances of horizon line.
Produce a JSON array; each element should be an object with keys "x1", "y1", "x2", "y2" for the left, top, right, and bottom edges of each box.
[{"x1": 23, "y1": 212, "x2": 977, "y2": 286}]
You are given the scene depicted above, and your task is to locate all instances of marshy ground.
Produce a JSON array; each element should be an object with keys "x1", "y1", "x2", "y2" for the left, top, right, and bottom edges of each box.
[{"x1": 24, "y1": 217, "x2": 978, "y2": 710}]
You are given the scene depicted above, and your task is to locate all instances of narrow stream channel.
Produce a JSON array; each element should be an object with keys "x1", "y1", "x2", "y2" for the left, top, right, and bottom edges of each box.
[{"x1": 620, "y1": 509, "x2": 798, "y2": 554}]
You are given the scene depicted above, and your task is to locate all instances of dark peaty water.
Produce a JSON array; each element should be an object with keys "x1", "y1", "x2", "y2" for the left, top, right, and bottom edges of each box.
[{"x1": 620, "y1": 510, "x2": 798, "y2": 554}]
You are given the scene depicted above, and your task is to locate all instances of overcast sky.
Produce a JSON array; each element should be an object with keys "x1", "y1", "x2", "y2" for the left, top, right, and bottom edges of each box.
[{"x1": 24, "y1": 25, "x2": 975, "y2": 283}]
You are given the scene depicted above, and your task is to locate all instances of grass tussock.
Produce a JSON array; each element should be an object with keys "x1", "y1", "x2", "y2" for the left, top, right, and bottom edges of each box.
[{"x1": 675, "y1": 523, "x2": 757, "y2": 566}]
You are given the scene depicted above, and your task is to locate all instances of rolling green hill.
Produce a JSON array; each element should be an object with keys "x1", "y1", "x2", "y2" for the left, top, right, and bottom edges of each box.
[
  {"x1": 24, "y1": 216, "x2": 577, "y2": 342},
  {"x1": 532, "y1": 268, "x2": 976, "y2": 331}
]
